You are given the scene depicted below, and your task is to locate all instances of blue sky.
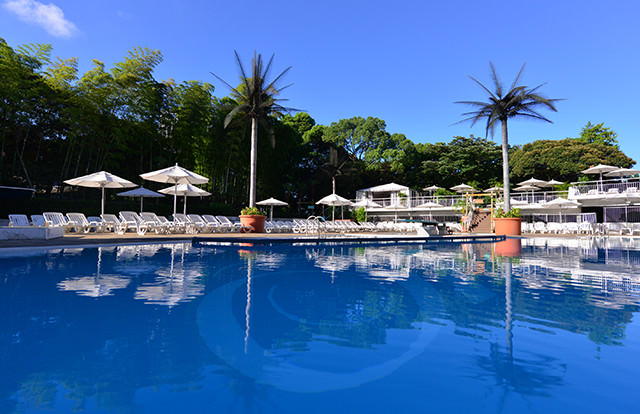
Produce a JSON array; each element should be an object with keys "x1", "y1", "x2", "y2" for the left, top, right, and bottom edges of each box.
[{"x1": 1, "y1": 0, "x2": 639, "y2": 164}]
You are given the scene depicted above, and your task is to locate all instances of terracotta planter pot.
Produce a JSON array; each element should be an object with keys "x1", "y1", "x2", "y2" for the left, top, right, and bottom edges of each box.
[
  {"x1": 493, "y1": 217, "x2": 522, "y2": 236},
  {"x1": 239, "y1": 215, "x2": 266, "y2": 233}
]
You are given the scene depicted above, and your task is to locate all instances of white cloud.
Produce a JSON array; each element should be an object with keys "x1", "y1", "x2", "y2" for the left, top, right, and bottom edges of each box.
[{"x1": 3, "y1": 0, "x2": 78, "y2": 38}]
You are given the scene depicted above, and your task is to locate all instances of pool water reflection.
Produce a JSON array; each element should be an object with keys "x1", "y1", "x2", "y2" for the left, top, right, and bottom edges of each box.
[{"x1": 0, "y1": 238, "x2": 639, "y2": 413}]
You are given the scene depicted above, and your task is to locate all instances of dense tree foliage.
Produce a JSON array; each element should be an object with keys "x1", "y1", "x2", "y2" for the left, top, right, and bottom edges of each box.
[{"x1": 0, "y1": 38, "x2": 635, "y2": 215}]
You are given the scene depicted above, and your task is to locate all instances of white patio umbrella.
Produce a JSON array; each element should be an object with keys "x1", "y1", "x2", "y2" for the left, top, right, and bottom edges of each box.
[
  {"x1": 64, "y1": 171, "x2": 136, "y2": 215},
  {"x1": 316, "y1": 193, "x2": 352, "y2": 221},
  {"x1": 604, "y1": 168, "x2": 640, "y2": 177},
  {"x1": 544, "y1": 197, "x2": 580, "y2": 222},
  {"x1": 384, "y1": 201, "x2": 407, "y2": 221},
  {"x1": 117, "y1": 186, "x2": 164, "y2": 213},
  {"x1": 543, "y1": 179, "x2": 564, "y2": 187},
  {"x1": 517, "y1": 177, "x2": 547, "y2": 187},
  {"x1": 159, "y1": 183, "x2": 211, "y2": 215},
  {"x1": 352, "y1": 198, "x2": 382, "y2": 221},
  {"x1": 415, "y1": 201, "x2": 442, "y2": 220},
  {"x1": 423, "y1": 185, "x2": 441, "y2": 192},
  {"x1": 140, "y1": 164, "x2": 209, "y2": 216},
  {"x1": 256, "y1": 197, "x2": 288, "y2": 221},
  {"x1": 582, "y1": 164, "x2": 618, "y2": 190},
  {"x1": 451, "y1": 183, "x2": 475, "y2": 193},
  {"x1": 485, "y1": 186, "x2": 502, "y2": 193},
  {"x1": 514, "y1": 184, "x2": 539, "y2": 203}
]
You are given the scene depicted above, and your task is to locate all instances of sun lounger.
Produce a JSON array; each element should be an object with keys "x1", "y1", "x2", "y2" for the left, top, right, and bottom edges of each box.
[
  {"x1": 8, "y1": 214, "x2": 31, "y2": 226},
  {"x1": 43, "y1": 212, "x2": 78, "y2": 232},
  {"x1": 156, "y1": 215, "x2": 186, "y2": 233},
  {"x1": 118, "y1": 211, "x2": 148, "y2": 235},
  {"x1": 31, "y1": 215, "x2": 46, "y2": 227},
  {"x1": 216, "y1": 215, "x2": 252, "y2": 232},
  {"x1": 139, "y1": 212, "x2": 173, "y2": 234},
  {"x1": 187, "y1": 214, "x2": 216, "y2": 232},
  {"x1": 173, "y1": 213, "x2": 200, "y2": 234},
  {"x1": 100, "y1": 214, "x2": 127, "y2": 234},
  {"x1": 66, "y1": 213, "x2": 102, "y2": 233}
]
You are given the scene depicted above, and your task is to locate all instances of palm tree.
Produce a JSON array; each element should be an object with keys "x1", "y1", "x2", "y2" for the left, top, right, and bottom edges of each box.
[
  {"x1": 456, "y1": 63, "x2": 560, "y2": 211},
  {"x1": 212, "y1": 51, "x2": 294, "y2": 207}
]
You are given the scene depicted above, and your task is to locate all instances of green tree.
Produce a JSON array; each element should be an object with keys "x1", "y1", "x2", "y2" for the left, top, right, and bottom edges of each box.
[
  {"x1": 578, "y1": 121, "x2": 619, "y2": 147},
  {"x1": 213, "y1": 51, "x2": 294, "y2": 207},
  {"x1": 510, "y1": 138, "x2": 634, "y2": 182},
  {"x1": 456, "y1": 63, "x2": 560, "y2": 211}
]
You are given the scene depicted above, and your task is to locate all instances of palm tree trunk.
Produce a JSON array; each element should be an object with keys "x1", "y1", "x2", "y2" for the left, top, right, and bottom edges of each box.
[
  {"x1": 249, "y1": 117, "x2": 258, "y2": 207},
  {"x1": 501, "y1": 119, "x2": 510, "y2": 211}
]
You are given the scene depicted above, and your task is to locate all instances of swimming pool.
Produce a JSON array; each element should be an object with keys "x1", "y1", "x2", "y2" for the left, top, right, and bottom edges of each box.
[{"x1": 1, "y1": 238, "x2": 638, "y2": 413}]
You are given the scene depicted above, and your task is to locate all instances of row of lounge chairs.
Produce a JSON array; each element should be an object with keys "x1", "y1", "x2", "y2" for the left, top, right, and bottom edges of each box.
[
  {"x1": 8, "y1": 212, "x2": 254, "y2": 235},
  {"x1": 8, "y1": 213, "x2": 430, "y2": 235}
]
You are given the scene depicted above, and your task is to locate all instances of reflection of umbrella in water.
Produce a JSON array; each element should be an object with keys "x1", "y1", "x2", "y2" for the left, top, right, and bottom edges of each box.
[
  {"x1": 134, "y1": 244, "x2": 205, "y2": 307},
  {"x1": 256, "y1": 197, "x2": 288, "y2": 221},
  {"x1": 140, "y1": 164, "x2": 209, "y2": 216},
  {"x1": 64, "y1": 171, "x2": 136, "y2": 215},
  {"x1": 117, "y1": 186, "x2": 164, "y2": 213},
  {"x1": 57, "y1": 247, "x2": 130, "y2": 297},
  {"x1": 316, "y1": 193, "x2": 352, "y2": 221},
  {"x1": 159, "y1": 183, "x2": 211, "y2": 215}
]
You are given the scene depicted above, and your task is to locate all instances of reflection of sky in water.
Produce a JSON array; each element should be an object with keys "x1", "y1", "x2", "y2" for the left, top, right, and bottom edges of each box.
[{"x1": 0, "y1": 238, "x2": 638, "y2": 413}]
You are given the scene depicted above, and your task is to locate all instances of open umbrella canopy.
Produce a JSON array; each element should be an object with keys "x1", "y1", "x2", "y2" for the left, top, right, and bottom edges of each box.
[
  {"x1": 64, "y1": 171, "x2": 136, "y2": 215},
  {"x1": 352, "y1": 198, "x2": 382, "y2": 208},
  {"x1": 485, "y1": 186, "x2": 503, "y2": 193},
  {"x1": 414, "y1": 201, "x2": 443, "y2": 208},
  {"x1": 582, "y1": 164, "x2": 618, "y2": 175},
  {"x1": 159, "y1": 184, "x2": 211, "y2": 215},
  {"x1": 514, "y1": 184, "x2": 539, "y2": 191},
  {"x1": 544, "y1": 197, "x2": 580, "y2": 207},
  {"x1": 141, "y1": 164, "x2": 209, "y2": 215},
  {"x1": 451, "y1": 183, "x2": 475, "y2": 193},
  {"x1": 117, "y1": 186, "x2": 164, "y2": 213},
  {"x1": 604, "y1": 168, "x2": 640, "y2": 177},
  {"x1": 257, "y1": 197, "x2": 288, "y2": 221},
  {"x1": 316, "y1": 193, "x2": 352, "y2": 206},
  {"x1": 316, "y1": 193, "x2": 352, "y2": 221},
  {"x1": 423, "y1": 185, "x2": 441, "y2": 192},
  {"x1": 543, "y1": 179, "x2": 564, "y2": 186},
  {"x1": 517, "y1": 177, "x2": 547, "y2": 187}
]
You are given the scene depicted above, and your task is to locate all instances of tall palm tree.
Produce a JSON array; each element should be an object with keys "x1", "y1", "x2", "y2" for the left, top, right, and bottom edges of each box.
[
  {"x1": 456, "y1": 63, "x2": 560, "y2": 211},
  {"x1": 212, "y1": 51, "x2": 293, "y2": 207}
]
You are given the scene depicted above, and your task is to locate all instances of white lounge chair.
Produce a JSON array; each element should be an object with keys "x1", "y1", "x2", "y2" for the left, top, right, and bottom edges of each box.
[
  {"x1": 43, "y1": 212, "x2": 78, "y2": 232},
  {"x1": 118, "y1": 211, "x2": 148, "y2": 235},
  {"x1": 66, "y1": 213, "x2": 102, "y2": 233},
  {"x1": 173, "y1": 213, "x2": 200, "y2": 234},
  {"x1": 139, "y1": 212, "x2": 173, "y2": 234},
  {"x1": 100, "y1": 214, "x2": 127, "y2": 234},
  {"x1": 187, "y1": 214, "x2": 216, "y2": 232},
  {"x1": 8, "y1": 214, "x2": 31, "y2": 226},
  {"x1": 216, "y1": 215, "x2": 251, "y2": 232},
  {"x1": 31, "y1": 215, "x2": 46, "y2": 227}
]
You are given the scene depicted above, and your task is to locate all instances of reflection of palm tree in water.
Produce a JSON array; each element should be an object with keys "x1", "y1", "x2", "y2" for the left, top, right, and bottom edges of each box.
[{"x1": 474, "y1": 262, "x2": 566, "y2": 410}]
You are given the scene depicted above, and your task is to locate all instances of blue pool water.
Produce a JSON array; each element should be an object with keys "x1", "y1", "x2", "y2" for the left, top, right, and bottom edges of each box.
[{"x1": 1, "y1": 238, "x2": 639, "y2": 413}]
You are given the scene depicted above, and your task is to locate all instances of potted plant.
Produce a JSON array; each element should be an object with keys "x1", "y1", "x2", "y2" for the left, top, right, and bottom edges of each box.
[
  {"x1": 493, "y1": 207, "x2": 522, "y2": 236},
  {"x1": 239, "y1": 206, "x2": 267, "y2": 233}
]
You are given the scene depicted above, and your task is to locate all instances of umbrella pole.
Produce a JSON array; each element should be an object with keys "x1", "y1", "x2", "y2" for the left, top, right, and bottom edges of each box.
[
  {"x1": 173, "y1": 181, "x2": 178, "y2": 217},
  {"x1": 140, "y1": 196, "x2": 143, "y2": 214},
  {"x1": 270, "y1": 206, "x2": 273, "y2": 221},
  {"x1": 101, "y1": 186, "x2": 105, "y2": 216},
  {"x1": 184, "y1": 195, "x2": 187, "y2": 215}
]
